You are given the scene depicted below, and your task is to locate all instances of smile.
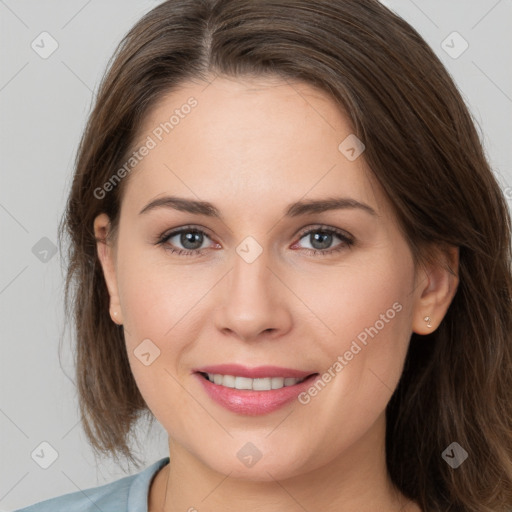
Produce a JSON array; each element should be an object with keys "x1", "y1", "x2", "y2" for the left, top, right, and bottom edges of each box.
[
  {"x1": 193, "y1": 365, "x2": 320, "y2": 415},
  {"x1": 199, "y1": 372, "x2": 307, "y2": 390}
]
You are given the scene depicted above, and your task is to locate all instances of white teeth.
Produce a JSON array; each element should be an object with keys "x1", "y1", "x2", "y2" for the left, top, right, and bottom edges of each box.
[
  {"x1": 235, "y1": 376, "x2": 253, "y2": 390},
  {"x1": 254, "y1": 378, "x2": 272, "y2": 391},
  {"x1": 220, "y1": 374, "x2": 236, "y2": 388},
  {"x1": 205, "y1": 373, "x2": 305, "y2": 390},
  {"x1": 271, "y1": 377, "x2": 284, "y2": 389}
]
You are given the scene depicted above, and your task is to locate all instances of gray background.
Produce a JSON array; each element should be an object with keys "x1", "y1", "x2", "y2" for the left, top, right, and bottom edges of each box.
[{"x1": 1, "y1": 0, "x2": 511, "y2": 510}]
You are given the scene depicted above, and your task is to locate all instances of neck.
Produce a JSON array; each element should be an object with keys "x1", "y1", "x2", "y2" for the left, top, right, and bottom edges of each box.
[{"x1": 149, "y1": 414, "x2": 421, "y2": 512}]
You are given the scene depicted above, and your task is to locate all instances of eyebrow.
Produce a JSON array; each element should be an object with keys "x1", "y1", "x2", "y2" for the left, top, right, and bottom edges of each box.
[{"x1": 139, "y1": 195, "x2": 377, "y2": 218}]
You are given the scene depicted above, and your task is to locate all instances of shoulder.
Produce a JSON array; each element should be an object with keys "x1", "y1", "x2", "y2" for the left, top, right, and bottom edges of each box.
[{"x1": 13, "y1": 457, "x2": 170, "y2": 512}]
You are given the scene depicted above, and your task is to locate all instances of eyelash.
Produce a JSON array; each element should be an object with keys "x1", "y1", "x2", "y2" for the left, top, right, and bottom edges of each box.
[{"x1": 155, "y1": 224, "x2": 355, "y2": 258}]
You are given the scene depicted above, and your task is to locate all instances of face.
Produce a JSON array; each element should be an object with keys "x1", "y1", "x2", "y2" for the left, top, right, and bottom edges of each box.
[{"x1": 95, "y1": 76, "x2": 454, "y2": 482}]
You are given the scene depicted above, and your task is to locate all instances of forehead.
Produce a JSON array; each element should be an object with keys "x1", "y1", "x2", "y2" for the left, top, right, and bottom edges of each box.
[{"x1": 120, "y1": 76, "x2": 386, "y2": 219}]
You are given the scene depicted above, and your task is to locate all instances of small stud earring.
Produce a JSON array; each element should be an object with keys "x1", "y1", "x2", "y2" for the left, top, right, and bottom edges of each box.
[{"x1": 424, "y1": 316, "x2": 432, "y2": 328}]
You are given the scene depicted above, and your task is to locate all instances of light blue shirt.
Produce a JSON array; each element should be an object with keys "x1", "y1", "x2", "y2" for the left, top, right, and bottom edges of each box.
[{"x1": 14, "y1": 457, "x2": 170, "y2": 512}]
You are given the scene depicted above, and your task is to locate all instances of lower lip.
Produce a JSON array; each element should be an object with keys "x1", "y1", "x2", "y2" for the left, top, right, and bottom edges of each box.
[{"x1": 195, "y1": 373, "x2": 319, "y2": 415}]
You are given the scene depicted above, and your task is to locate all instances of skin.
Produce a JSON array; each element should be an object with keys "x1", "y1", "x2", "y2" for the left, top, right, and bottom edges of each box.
[{"x1": 94, "y1": 75, "x2": 459, "y2": 512}]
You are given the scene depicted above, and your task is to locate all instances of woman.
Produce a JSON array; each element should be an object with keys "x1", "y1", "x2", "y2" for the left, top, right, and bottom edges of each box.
[{"x1": 16, "y1": 0, "x2": 512, "y2": 511}]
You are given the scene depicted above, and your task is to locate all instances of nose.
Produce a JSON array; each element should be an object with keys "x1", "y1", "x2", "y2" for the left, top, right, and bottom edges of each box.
[{"x1": 213, "y1": 245, "x2": 293, "y2": 343}]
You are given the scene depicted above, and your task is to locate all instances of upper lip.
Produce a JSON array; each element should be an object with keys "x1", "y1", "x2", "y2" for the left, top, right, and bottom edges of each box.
[{"x1": 194, "y1": 364, "x2": 316, "y2": 379}]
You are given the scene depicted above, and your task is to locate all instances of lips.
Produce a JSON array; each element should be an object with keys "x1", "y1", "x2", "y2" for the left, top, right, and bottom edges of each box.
[{"x1": 192, "y1": 364, "x2": 319, "y2": 415}]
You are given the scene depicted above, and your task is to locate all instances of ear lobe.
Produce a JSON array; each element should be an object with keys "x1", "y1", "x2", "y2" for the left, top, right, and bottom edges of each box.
[
  {"x1": 94, "y1": 213, "x2": 123, "y2": 325},
  {"x1": 412, "y1": 245, "x2": 459, "y2": 335}
]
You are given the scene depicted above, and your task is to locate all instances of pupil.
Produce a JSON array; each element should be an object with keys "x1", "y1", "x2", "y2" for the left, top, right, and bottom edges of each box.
[
  {"x1": 312, "y1": 232, "x2": 332, "y2": 250},
  {"x1": 182, "y1": 231, "x2": 203, "y2": 250}
]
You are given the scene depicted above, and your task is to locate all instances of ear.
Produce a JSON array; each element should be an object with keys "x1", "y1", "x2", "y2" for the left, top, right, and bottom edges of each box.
[
  {"x1": 412, "y1": 245, "x2": 459, "y2": 335},
  {"x1": 94, "y1": 213, "x2": 124, "y2": 325}
]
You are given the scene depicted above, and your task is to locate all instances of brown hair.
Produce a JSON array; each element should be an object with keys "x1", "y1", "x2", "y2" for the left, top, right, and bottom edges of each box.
[{"x1": 58, "y1": 0, "x2": 512, "y2": 510}]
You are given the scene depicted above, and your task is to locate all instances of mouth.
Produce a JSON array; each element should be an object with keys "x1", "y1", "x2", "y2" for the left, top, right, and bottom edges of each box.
[{"x1": 193, "y1": 365, "x2": 320, "y2": 415}]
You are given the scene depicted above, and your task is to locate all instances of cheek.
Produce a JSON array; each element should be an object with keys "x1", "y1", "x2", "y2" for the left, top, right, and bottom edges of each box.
[
  {"x1": 302, "y1": 248, "x2": 415, "y2": 399},
  {"x1": 301, "y1": 252, "x2": 413, "y2": 346},
  {"x1": 116, "y1": 241, "x2": 202, "y2": 342},
  {"x1": 288, "y1": 258, "x2": 415, "y2": 465},
  {"x1": 115, "y1": 248, "x2": 211, "y2": 416}
]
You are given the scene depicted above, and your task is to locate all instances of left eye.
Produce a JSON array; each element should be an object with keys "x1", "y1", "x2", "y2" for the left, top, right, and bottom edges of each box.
[
  {"x1": 293, "y1": 227, "x2": 354, "y2": 254},
  {"x1": 156, "y1": 225, "x2": 354, "y2": 257}
]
